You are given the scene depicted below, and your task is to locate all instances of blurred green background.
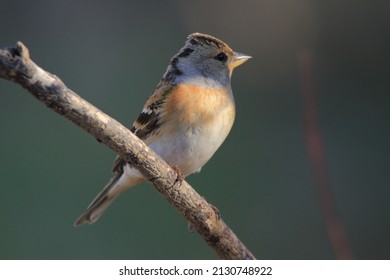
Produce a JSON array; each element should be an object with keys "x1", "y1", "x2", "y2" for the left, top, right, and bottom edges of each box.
[{"x1": 0, "y1": 0, "x2": 389, "y2": 259}]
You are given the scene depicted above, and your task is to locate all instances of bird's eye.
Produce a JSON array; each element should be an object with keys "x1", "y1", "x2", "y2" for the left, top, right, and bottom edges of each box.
[{"x1": 214, "y1": 52, "x2": 227, "y2": 62}]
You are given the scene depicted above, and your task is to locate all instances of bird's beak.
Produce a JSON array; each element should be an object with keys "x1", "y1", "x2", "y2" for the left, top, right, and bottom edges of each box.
[{"x1": 229, "y1": 52, "x2": 252, "y2": 69}]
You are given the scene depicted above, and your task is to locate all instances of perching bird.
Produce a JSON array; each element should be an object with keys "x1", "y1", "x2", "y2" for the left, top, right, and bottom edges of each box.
[{"x1": 74, "y1": 33, "x2": 251, "y2": 226}]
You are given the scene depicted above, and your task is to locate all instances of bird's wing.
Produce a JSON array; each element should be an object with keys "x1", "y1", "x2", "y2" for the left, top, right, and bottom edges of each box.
[{"x1": 112, "y1": 81, "x2": 176, "y2": 174}]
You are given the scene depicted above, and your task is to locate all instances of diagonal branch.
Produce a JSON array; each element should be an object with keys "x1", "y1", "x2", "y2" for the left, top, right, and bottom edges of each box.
[{"x1": 0, "y1": 42, "x2": 255, "y2": 260}]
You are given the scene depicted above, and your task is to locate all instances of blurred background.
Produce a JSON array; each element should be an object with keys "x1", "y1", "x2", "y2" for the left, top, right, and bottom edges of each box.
[{"x1": 0, "y1": 0, "x2": 389, "y2": 259}]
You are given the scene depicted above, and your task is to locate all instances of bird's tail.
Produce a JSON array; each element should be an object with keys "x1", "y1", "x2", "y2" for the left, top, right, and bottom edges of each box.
[{"x1": 74, "y1": 173, "x2": 142, "y2": 226}]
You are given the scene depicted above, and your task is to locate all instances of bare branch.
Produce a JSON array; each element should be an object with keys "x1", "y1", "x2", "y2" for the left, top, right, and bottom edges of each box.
[{"x1": 0, "y1": 42, "x2": 255, "y2": 260}]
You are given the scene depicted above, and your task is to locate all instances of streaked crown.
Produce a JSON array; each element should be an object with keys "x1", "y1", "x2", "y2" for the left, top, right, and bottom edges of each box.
[{"x1": 162, "y1": 33, "x2": 251, "y2": 88}]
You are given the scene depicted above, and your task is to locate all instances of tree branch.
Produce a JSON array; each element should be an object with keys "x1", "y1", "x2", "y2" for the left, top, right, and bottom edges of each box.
[{"x1": 0, "y1": 42, "x2": 255, "y2": 260}]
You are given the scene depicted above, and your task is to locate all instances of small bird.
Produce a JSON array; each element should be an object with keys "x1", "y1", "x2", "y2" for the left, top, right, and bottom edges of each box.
[{"x1": 74, "y1": 33, "x2": 251, "y2": 226}]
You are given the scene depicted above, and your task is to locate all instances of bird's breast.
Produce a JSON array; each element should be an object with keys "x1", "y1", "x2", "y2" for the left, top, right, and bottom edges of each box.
[
  {"x1": 150, "y1": 83, "x2": 235, "y2": 175},
  {"x1": 166, "y1": 83, "x2": 234, "y2": 123}
]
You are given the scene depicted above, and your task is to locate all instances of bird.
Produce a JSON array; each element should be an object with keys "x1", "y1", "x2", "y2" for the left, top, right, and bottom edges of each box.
[{"x1": 74, "y1": 33, "x2": 251, "y2": 226}]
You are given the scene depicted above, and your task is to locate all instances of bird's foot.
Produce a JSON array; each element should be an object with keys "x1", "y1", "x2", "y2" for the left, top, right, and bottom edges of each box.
[
  {"x1": 209, "y1": 203, "x2": 221, "y2": 220},
  {"x1": 171, "y1": 165, "x2": 185, "y2": 184},
  {"x1": 201, "y1": 196, "x2": 221, "y2": 220}
]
